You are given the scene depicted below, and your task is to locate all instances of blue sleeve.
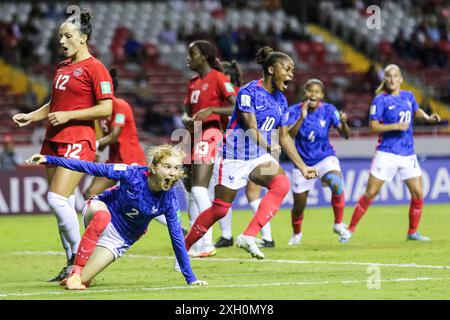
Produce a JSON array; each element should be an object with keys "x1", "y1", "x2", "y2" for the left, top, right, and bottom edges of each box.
[
  {"x1": 329, "y1": 104, "x2": 341, "y2": 128},
  {"x1": 369, "y1": 95, "x2": 385, "y2": 121},
  {"x1": 409, "y1": 92, "x2": 419, "y2": 113},
  {"x1": 44, "y1": 155, "x2": 128, "y2": 180},
  {"x1": 285, "y1": 104, "x2": 301, "y2": 126},
  {"x1": 280, "y1": 95, "x2": 290, "y2": 127},
  {"x1": 164, "y1": 191, "x2": 197, "y2": 284},
  {"x1": 236, "y1": 87, "x2": 255, "y2": 113}
]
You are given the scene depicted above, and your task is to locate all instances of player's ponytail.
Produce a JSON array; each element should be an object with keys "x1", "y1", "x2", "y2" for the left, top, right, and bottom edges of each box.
[
  {"x1": 109, "y1": 68, "x2": 119, "y2": 91},
  {"x1": 222, "y1": 60, "x2": 243, "y2": 87},
  {"x1": 255, "y1": 46, "x2": 292, "y2": 76},
  {"x1": 66, "y1": 8, "x2": 93, "y2": 41},
  {"x1": 375, "y1": 64, "x2": 402, "y2": 95}
]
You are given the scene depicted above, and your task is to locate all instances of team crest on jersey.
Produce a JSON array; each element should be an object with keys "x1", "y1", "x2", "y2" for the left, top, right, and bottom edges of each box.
[
  {"x1": 73, "y1": 67, "x2": 83, "y2": 77},
  {"x1": 319, "y1": 119, "x2": 326, "y2": 128},
  {"x1": 202, "y1": 83, "x2": 209, "y2": 91}
]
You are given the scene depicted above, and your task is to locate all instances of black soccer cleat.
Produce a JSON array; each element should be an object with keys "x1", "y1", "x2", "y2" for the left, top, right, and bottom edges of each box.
[
  {"x1": 260, "y1": 239, "x2": 275, "y2": 248},
  {"x1": 47, "y1": 254, "x2": 75, "y2": 282},
  {"x1": 214, "y1": 236, "x2": 234, "y2": 248}
]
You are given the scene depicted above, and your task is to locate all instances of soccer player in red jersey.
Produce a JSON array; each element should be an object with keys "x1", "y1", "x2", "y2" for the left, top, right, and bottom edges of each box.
[
  {"x1": 214, "y1": 60, "x2": 275, "y2": 249},
  {"x1": 85, "y1": 68, "x2": 146, "y2": 199},
  {"x1": 181, "y1": 40, "x2": 237, "y2": 257},
  {"x1": 12, "y1": 10, "x2": 113, "y2": 281}
]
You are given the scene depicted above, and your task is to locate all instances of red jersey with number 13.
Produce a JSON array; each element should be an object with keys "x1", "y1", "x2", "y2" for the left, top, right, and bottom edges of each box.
[
  {"x1": 184, "y1": 69, "x2": 236, "y2": 130},
  {"x1": 46, "y1": 56, "x2": 114, "y2": 149}
]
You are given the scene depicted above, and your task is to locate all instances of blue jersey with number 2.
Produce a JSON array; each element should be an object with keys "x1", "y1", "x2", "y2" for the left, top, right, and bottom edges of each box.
[
  {"x1": 369, "y1": 90, "x2": 419, "y2": 156},
  {"x1": 44, "y1": 156, "x2": 197, "y2": 284},
  {"x1": 224, "y1": 80, "x2": 289, "y2": 160}
]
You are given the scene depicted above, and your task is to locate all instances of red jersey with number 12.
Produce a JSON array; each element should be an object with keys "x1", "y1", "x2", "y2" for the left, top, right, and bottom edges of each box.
[
  {"x1": 46, "y1": 56, "x2": 114, "y2": 149},
  {"x1": 184, "y1": 69, "x2": 236, "y2": 130}
]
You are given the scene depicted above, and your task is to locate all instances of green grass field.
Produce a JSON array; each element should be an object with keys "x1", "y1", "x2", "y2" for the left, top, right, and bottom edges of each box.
[{"x1": 1, "y1": 204, "x2": 449, "y2": 300}]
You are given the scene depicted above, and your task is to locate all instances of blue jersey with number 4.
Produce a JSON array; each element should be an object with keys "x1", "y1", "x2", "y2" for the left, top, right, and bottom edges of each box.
[
  {"x1": 43, "y1": 156, "x2": 197, "y2": 284},
  {"x1": 287, "y1": 102, "x2": 341, "y2": 166},
  {"x1": 369, "y1": 90, "x2": 419, "y2": 156},
  {"x1": 223, "y1": 80, "x2": 289, "y2": 160}
]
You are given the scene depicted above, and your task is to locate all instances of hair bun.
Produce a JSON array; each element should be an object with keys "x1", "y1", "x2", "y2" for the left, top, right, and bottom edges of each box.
[
  {"x1": 255, "y1": 46, "x2": 274, "y2": 65},
  {"x1": 80, "y1": 10, "x2": 91, "y2": 24}
]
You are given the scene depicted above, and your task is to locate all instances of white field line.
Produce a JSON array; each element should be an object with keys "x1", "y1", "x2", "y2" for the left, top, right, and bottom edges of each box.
[
  {"x1": 1, "y1": 276, "x2": 450, "y2": 298},
  {"x1": 10, "y1": 251, "x2": 450, "y2": 270}
]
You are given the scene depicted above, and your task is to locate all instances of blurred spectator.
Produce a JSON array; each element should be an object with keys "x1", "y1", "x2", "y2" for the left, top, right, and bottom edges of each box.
[
  {"x1": 123, "y1": 32, "x2": 144, "y2": 64},
  {"x1": 21, "y1": 81, "x2": 38, "y2": 113},
  {"x1": 0, "y1": 135, "x2": 22, "y2": 170},
  {"x1": 216, "y1": 27, "x2": 237, "y2": 61},
  {"x1": 158, "y1": 21, "x2": 178, "y2": 45},
  {"x1": 134, "y1": 71, "x2": 158, "y2": 109}
]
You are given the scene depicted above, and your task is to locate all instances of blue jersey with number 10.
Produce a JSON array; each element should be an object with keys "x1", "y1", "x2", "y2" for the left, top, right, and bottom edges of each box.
[
  {"x1": 223, "y1": 80, "x2": 289, "y2": 160},
  {"x1": 369, "y1": 90, "x2": 419, "y2": 156}
]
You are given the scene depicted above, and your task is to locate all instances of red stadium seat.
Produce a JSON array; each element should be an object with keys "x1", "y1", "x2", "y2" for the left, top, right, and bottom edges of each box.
[{"x1": 294, "y1": 41, "x2": 312, "y2": 63}]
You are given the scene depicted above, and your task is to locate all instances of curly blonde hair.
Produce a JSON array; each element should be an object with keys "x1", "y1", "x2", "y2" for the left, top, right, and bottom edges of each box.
[{"x1": 147, "y1": 144, "x2": 186, "y2": 180}]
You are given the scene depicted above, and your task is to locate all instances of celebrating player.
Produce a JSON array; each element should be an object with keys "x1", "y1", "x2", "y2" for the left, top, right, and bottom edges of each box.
[
  {"x1": 85, "y1": 68, "x2": 146, "y2": 199},
  {"x1": 348, "y1": 64, "x2": 441, "y2": 240},
  {"x1": 25, "y1": 145, "x2": 208, "y2": 290},
  {"x1": 286, "y1": 79, "x2": 352, "y2": 245},
  {"x1": 12, "y1": 10, "x2": 113, "y2": 281},
  {"x1": 182, "y1": 40, "x2": 237, "y2": 257},
  {"x1": 215, "y1": 60, "x2": 275, "y2": 248},
  {"x1": 185, "y1": 46, "x2": 318, "y2": 259}
]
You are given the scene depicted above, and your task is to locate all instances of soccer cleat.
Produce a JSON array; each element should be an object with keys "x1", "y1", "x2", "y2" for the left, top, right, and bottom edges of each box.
[
  {"x1": 214, "y1": 236, "x2": 234, "y2": 248},
  {"x1": 47, "y1": 254, "x2": 75, "y2": 282},
  {"x1": 235, "y1": 234, "x2": 265, "y2": 259},
  {"x1": 64, "y1": 273, "x2": 86, "y2": 290},
  {"x1": 189, "y1": 245, "x2": 217, "y2": 258},
  {"x1": 407, "y1": 232, "x2": 430, "y2": 241},
  {"x1": 333, "y1": 223, "x2": 352, "y2": 243},
  {"x1": 260, "y1": 239, "x2": 275, "y2": 248},
  {"x1": 288, "y1": 233, "x2": 303, "y2": 245}
]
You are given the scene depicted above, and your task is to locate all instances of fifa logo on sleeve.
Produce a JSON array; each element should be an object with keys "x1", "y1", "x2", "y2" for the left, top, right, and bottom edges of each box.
[
  {"x1": 366, "y1": 5, "x2": 382, "y2": 30},
  {"x1": 367, "y1": 265, "x2": 381, "y2": 289}
]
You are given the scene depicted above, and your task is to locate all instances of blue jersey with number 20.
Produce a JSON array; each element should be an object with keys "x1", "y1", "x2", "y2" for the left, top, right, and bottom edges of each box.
[{"x1": 369, "y1": 90, "x2": 419, "y2": 156}]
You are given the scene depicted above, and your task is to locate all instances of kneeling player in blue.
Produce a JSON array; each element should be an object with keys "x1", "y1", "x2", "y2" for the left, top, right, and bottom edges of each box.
[
  {"x1": 26, "y1": 145, "x2": 207, "y2": 289},
  {"x1": 286, "y1": 79, "x2": 352, "y2": 244}
]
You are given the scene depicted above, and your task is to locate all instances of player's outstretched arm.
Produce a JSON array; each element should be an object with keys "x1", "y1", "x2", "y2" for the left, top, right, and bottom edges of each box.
[
  {"x1": 165, "y1": 205, "x2": 200, "y2": 285},
  {"x1": 25, "y1": 154, "x2": 127, "y2": 180}
]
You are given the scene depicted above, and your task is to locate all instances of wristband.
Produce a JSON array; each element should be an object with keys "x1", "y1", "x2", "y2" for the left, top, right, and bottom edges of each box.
[{"x1": 95, "y1": 141, "x2": 99, "y2": 150}]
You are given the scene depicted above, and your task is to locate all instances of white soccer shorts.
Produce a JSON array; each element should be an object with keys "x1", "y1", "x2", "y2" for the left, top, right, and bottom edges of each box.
[
  {"x1": 291, "y1": 156, "x2": 341, "y2": 194},
  {"x1": 370, "y1": 151, "x2": 422, "y2": 182},
  {"x1": 215, "y1": 153, "x2": 279, "y2": 190}
]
